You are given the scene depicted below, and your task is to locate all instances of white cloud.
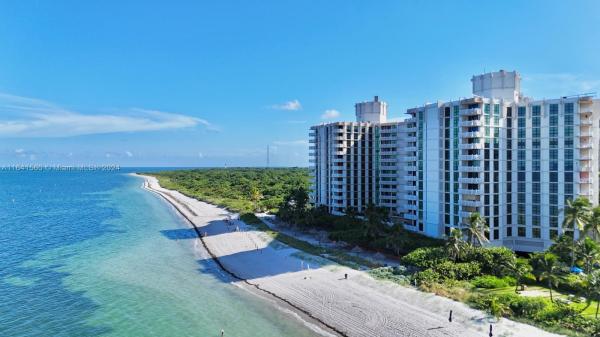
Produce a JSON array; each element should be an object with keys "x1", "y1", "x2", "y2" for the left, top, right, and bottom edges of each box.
[
  {"x1": 321, "y1": 109, "x2": 340, "y2": 120},
  {"x1": 522, "y1": 73, "x2": 600, "y2": 98},
  {"x1": 125, "y1": 151, "x2": 133, "y2": 157},
  {"x1": 0, "y1": 92, "x2": 216, "y2": 137},
  {"x1": 273, "y1": 140, "x2": 308, "y2": 146},
  {"x1": 14, "y1": 148, "x2": 24, "y2": 154},
  {"x1": 198, "y1": 152, "x2": 204, "y2": 158},
  {"x1": 270, "y1": 99, "x2": 301, "y2": 111}
]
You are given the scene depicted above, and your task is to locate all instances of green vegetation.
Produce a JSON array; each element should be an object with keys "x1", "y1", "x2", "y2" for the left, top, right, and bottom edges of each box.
[
  {"x1": 146, "y1": 168, "x2": 309, "y2": 213},
  {"x1": 147, "y1": 169, "x2": 600, "y2": 336},
  {"x1": 240, "y1": 213, "x2": 380, "y2": 269},
  {"x1": 278, "y1": 188, "x2": 443, "y2": 256}
]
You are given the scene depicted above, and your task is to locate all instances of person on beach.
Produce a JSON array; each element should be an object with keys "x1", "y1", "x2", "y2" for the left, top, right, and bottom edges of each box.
[
  {"x1": 344, "y1": 273, "x2": 348, "y2": 280},
  {"x1": 220, "y1": 329, "x2": 224, "y2": 336}
]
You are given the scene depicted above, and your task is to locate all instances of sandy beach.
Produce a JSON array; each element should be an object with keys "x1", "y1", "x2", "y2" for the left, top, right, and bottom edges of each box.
[{"x1": 139, "y1": 174, "x2": 564, "y2": 337}]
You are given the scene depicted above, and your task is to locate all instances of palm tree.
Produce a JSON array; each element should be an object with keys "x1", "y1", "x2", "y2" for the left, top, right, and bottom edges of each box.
[
  {"x1": 385, "y1": 224, "x2": 406, "y2": 256},
  {"x1": 506, "y1": 257, "x2": 532, "y2": 293},
  {"x1": 539, "y1": 253, "x2": 561, "y2": 302},
  {"x1": 362, "y1": 204, "x2": 387, "y2": 239},
  {"x1": 585, "y1": 206, "x2": 600, "y2": 241},
  {"x1": 464, "y1": 212, "x2": 489, "y2": 246},
  {"x1": 446, "y1": 228, "x2": 465, "y2": 262},
  {"x1": 562, "y1": 197, "x2": 592, "y2": 268},
  {"x1": 578, "y1": 237, "x2": 600, "y2": 274},
  {"x1": 586, "y1": 270, "x2": 600, "y2": 318}
]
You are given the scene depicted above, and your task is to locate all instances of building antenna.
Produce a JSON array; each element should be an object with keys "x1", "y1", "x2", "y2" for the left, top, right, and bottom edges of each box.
[{"x1": 266, "y1": 145, "x2": 270, "y2": 168}]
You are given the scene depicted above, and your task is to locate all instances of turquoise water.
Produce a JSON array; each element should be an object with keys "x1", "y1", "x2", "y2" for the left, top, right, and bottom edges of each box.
[{"x1": 0, "y1": 170, "x2": 321, "y2": 337}]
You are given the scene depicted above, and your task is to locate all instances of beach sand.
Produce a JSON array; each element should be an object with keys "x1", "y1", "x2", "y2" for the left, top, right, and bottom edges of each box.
[{"x1": 139, "y1": 174, "x2": 564, "y2": 337}]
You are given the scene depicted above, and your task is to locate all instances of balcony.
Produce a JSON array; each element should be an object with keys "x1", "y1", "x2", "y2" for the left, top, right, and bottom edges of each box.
[
  {"x1": 580, "y1": 131, "x2": 593, "y2": 138},
  {"x1": 460, "y1": 188, "x2": 482, "y2": 195},
  {"x1": 580, "y1": 165, "x2": 593, "y2": 172},
  {"x1": 404, "y1": 175, "x2": 417, "y2": 181},
  {"x1": 460, "y1": 120, "x2": 483, "y2": 127},
  {"x1": 461, "y1": 131, "x2": 484, "y2": 138},
  {"x1": 404, "y1": 146, "x2": 417, "y2": 152},
  {"x1": 460, "y1": 211, "x2": 473, "y2": 218},
  {"x1": 579, "y1": 178, "x2": 592, "y2": 184},
  {"x1": 331, "y1": 186, "x2": 344, "y2": 193},
  {"x1": 403, "y1": 194, "x2": 418, "y2": 201},
  {"x1": 461, "y1": 199, "x2": 482, "y2": 207},
  {"x1": 580, "y1": 155, "x2": 592, "y2": 161},
  {"x1": 580, "y1": 190, "x2": 594, "y2": 197},
  {"x1": 459, "y1": 177, "x2": 483, "y2": 184},
  {"x1": 460, "y1": 108, "x2": 482, "y2": 116},
  {"x1": 460, "y1": 142, "x2": 484, "y2": 150},
  {"x1": 402, "y1": 184, "x2": 417, "y2": 192},
  {"x1": 309, "y1": 139, "x2": 317, "y2": 143},
  {"x1": 401, "y1": 203, "x2": 418, "y2": 210},
  {"x1": 404, "y1": 213, "x2": 418, "y2": 221},
  {"x1": 579, "y1": 142, "x2": 593, "y2": 149},
  {"x1": 404, "y1": 165, "x2": 417, "y2": 172},
  {"x1": 461, "y1": 165, "x2": 482, "y2": 172},
  {"x1": 460, "y1": 154, "x2": 481, "y2": 161},
  {"x1": 580, "y1": 119, "x2": 593, "y2": 126}
]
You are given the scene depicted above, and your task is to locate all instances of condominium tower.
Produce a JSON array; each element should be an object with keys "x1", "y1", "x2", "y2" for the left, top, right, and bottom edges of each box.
[{"x1": 309, "y1": 70, "x2": 600, "y2": 252}]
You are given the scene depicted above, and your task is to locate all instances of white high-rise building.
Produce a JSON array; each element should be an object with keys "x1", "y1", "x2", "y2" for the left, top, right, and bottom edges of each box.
[{"x1": 309, "y1": 70, "x2": 600, "y2": 252}]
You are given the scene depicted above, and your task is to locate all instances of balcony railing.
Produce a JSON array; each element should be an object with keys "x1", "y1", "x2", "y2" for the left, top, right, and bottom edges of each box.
[
  {"x1": 459, "y1": 177, "x2": 483, "y2": 184},
  {"x1": 461, "y1": 199, "x2": 482, "y2": 207},
  {"x1": 459, "y1": 188, "x2": 483, "y2": 195},
  {"x1": 459, "y1": 108, "x2": 482, "y2": 116},
  {"x1": 460, "y1": 143, "x2": 484, "y2": 150},
  {"x1": 460, "y1": 120, "x2": 483, "y2": 127},
  {"x1": 460, "y1": 154, "x2": 481, "y2": 161},
  {"x1": 461, "y1": 131, "x2": 484, "y2": 138}
]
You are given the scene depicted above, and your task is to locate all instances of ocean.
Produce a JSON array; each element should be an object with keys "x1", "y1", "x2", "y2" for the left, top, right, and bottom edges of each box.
[{"x1": 0, "y1": 169, "x2": 320, "y2": 337}]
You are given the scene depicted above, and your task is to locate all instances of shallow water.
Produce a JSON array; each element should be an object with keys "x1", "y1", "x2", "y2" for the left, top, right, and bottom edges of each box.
[{"x1": 0, "y1": 169, "x2": 321, "y2": 337}]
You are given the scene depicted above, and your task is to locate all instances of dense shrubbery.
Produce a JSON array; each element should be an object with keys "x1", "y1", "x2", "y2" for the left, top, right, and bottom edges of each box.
[
  {"x1": 470, "y1": 275, "x2": 516, "y2": 289},
  {"x1": 147, "y1": 168, "x2": 310, "y2": 213},
  {"x1": 277, "y1": 188, "x2": 443, "y2": 256}
]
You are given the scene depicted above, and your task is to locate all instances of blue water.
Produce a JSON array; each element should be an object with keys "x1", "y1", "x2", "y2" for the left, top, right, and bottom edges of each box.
[{"x1": 0, "y1": 169, "x2": 321, "y2": 337}]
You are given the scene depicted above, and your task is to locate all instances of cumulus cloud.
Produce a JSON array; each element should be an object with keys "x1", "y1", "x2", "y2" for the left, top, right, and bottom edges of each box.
[
  {"x1": 270, "y1": 99, "x2": 301, "y2": 111},
  {"x1": 125, "y1": 151, "x2": 133, "y2": 157},
  {"x1": 198, "y1": 152, "x2": 204, "y2": 159},
  {"x1": 321, "y1": 109, "x2": 340, "y2": 120},
  {"x1": 0, "y1": 92, "x2": 216, "y2": 137}
]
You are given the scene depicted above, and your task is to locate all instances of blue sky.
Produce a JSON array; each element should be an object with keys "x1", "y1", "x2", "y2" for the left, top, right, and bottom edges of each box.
[{"x1": 1, "y1": 0, "x2": 599, "y2": 167}]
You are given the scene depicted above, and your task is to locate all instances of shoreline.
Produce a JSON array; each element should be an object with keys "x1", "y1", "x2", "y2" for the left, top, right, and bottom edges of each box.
[
  {"x1": 136, "y1": 174, "x2": 341, "y2": 337},
  {"x1": 135, "y1": 173, "x2": 564, "y2": 337}
]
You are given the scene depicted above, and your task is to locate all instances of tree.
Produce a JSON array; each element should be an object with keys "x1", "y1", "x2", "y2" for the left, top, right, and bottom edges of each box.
[
  {"x1": 249, "y1": 185, "x2": 263, "y2": 212},
  {"x1": 578, "y1": 237, "x2": 600, "y2": 274},
  {"x1": 385, "y1": 224, "x2": 406, "y2": 256},
  {"x1": 586, "y1": 206, "x2": 600, "y2": 241},
  {"x1": 586, "y1": 270, "x2": 600, "y2": 318},
  {"x1": 539, "y1": 253, "x2": 562, "y2": 302},
  {"x1": 562, "y1": 197, "x2": 592, "y2": 268},
  {"x1": 464, "y1": 212, "x2": 489, "y2": 246},
  {"x1": 362, "y1": 204, "x2": 388, "y2": 239},
  {"x1": 529, "y1": 252, "x2": 545, "y2": 283},
  {"x1": 506, "y1": 257, "x2": 533, "y2": 293},
  {"x1": 446, "y1": 228, "x2": 466, "y2": 262}
]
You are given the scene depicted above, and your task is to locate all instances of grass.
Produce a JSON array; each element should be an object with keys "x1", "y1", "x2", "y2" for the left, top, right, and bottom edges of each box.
[
  {"x1": 240, "y1": 213, "x2": 381, "y2": 270},
  {"x1": 477, "y1": 285, "x2": 600, "y2": 318}
]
